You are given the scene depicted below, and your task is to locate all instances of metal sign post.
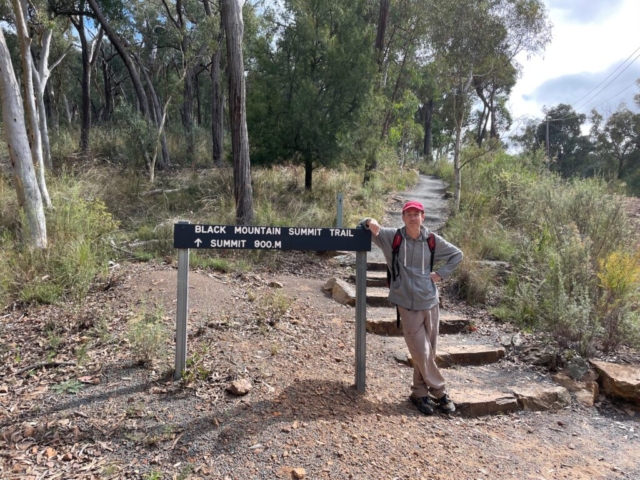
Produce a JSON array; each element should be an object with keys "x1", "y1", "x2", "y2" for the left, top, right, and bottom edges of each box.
[
  {"x1": 175, "y1": 221, "x2": 190, "y2": 380},
  {"x1": 173, "y1": 223, "x2": 371, "y2": 392},
  {"x1": 355, "y1": 250, "x2": 367, "y2": 393},
  {"x1": 336, "y1": 193, "x2": 344, "y2": 228}
]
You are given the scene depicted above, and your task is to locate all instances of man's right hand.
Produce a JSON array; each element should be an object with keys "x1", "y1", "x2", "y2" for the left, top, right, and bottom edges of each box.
[{"x1": 367, "y1": 219, "x2": 381, "y2": 236}]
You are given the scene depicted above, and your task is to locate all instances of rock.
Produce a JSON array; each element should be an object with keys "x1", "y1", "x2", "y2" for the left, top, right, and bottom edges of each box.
[
  {"x1": 500, "y1": 333, "x2": 523, "y2": 350},
  {"x1": 581, "y1": 369, "x2": 599, "y2": 383},
  {"x1": 590, "y1": 360, "x2": 640, "y2": 405},
  {"x1": 565, "y1": 356, "x2": 589, "y2": 380},
  {"x1": 393, "y1": 351, "x2": 412, "y2": 367},
  {"x1": 523, "y1": 346, "x2": 557, "y2": 368},
  {"x1": 553, "y1": 372, "x2": 599, "y2": 407},
  {"x1": 452, "y1": 388, "x2": 519, "y2": 417},
  {"x1": 552, "y1": 372, "x2": 582, "y2": 392},
  {"x1": 330, "y1": 279, "x2": 356, "y2": 306},
  {"x1": 292, "y1": 467, "x2": 306, "y2": 479},
  {"x1": 226, "y1": 379, "x2": 252, "y2": 396},
  {"x1": 575, "y1": 382, "x2": 599, "y2": 407},
  {"x1": 436, "y1": 345, "x2": 505, "y2": 367},
  {"x1": 322, "y1": 278, "x2": 337, "y2": 293},
  {"x1": 268, "y1": 281, "x2": 284, "y2": 288},
  {"x1": 512, "y1": 386, "x2": 571, "y2": 411}
]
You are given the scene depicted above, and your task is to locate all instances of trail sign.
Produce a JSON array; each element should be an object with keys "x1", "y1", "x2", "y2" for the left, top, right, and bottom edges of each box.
[
  {"x1": 173, "y1": 221, "x2": 370, "y2": 394},
  {"x1": 174, "y1": 223, "x2": 371, "y2": 251}
]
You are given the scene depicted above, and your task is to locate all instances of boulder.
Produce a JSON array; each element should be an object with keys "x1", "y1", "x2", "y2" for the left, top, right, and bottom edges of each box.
[
  {"x1": 322, "y1": 277, "x2": 338, "y2": 293},
  {"x1": 227, "y1": 379, "x2": 252, "y2": 396},
  {"x1": 552, "y1": 372, "x2": 599, "y2": 407},
  {"x1": 574, "y1": 381, "x2": 599, "y2": 407},
  {"x1": 590, "y1": 360, "x2": 640, "y2": 405},
  {"x1": 323, "y1": 278, "x2": 356, "y2": 306},
  {"x1": 552, "y1": 372, "x2": 582, "y2": 392},
  {"x1": 565, "y1": 355, "x2": 589, "y2": 380},
  {"x1": 512, "y1": 386, "x2": 571, "y2": 411}
]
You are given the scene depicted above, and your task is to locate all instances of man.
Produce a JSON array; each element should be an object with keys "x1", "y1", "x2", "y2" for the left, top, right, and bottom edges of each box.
[{"x1": 361, "y1": 200, "x2": 463, "y2": 415}]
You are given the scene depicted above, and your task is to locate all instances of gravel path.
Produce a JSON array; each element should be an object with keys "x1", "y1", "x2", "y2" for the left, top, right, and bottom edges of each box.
[{"x1": 368, "y1": 174, "x2": 449, "y2": 264}]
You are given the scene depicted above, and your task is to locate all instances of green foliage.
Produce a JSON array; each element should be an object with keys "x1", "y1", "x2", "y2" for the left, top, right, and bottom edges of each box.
[
  {"x1": 256, "y1": 290, "x2": 293, "y2": 326},
  {"x1": 248, "y1": 0, "x2": 376, "y2": 187},
  {"x1": 596, "y1": 251, "x2": 640, "y2": 352},
  {"x1": 126, "y1": 305, "x2": 168, "y2": 366},
  {"x1": 0, "y1": 172, "x2": 118, "y2": 306},
  {"x1": 52, "y1": 379, "x2": 83, "y2": 395},
  {"x1": 445, "y1": 147, "x2": 636, "y2": 354}
]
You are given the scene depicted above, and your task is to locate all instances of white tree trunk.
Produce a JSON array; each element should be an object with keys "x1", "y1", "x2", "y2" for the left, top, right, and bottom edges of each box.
[
  {"x1": 12, "y1": 0, "x2": 51, "y2": 207},
  {"x1": 32, "y1": 29, "x2": 72, "y2": 169},
  {"x1": 32, "y1": 71, "x2": 51, "y2": 169},
  {"x1": 0, "y1": 28, "x2": 47, "y2": 249}
]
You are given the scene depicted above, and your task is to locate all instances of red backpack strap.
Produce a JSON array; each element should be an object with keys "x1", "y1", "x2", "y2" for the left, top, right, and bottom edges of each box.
[{"x1": 427, "y1": 233, "x2": 436, "y2": 273}]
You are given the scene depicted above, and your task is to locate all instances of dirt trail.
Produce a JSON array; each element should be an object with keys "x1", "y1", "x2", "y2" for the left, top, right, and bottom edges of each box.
[{"x1": 368, "y1": 174, "x2": 449, "y2": 264}]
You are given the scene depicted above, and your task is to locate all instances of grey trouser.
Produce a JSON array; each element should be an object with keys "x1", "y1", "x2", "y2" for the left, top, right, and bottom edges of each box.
[{"x1": 399, "y1": 305, "x2": 446, "y2": 399}]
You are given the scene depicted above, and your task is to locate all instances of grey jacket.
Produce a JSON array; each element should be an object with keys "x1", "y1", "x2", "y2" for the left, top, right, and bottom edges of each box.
[{"x1": 361, "y1": 219, "x2": 463, "y2": 311}]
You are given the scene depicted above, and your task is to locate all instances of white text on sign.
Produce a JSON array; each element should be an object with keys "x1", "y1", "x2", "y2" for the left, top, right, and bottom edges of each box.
[{"x1": 329, "y1": 229, "x2": 354, "y2": 237}]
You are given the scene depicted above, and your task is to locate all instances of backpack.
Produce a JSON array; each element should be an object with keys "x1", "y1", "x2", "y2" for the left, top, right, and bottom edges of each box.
[{"x1": 386, "y1": 229, "x2": 436, "y2": 328}]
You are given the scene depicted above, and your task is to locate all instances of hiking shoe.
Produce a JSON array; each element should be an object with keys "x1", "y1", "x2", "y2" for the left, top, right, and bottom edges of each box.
[
  {"x1": 436, "y1": 394, "x2": 456, "y2": 414},
  {"x1": 409, "y1": 394, "x2": 435, "y2": 415}
]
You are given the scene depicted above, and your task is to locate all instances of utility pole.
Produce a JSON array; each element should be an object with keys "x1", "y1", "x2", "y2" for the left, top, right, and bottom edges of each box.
[{"x1": 546, "y1": 116, "x2": 550, "y2": 159}]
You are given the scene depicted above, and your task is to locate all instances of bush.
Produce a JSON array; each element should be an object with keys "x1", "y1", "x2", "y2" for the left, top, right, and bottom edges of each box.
[
  {"x1": 0, "y1": 172, "x2": 118, "y2": 306},
  {"x1": 445, "y1": 147, "x2": 637, "y2": 354},
  {"x1": 127, "y1": 306, "x2": 168, "y2": 365}
]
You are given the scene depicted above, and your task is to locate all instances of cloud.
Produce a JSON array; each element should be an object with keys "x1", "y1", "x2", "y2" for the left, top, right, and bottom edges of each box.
[
  {"x1": 524, "y1": 61, "x2": 640, "y2": 114},
  {"x1": 547, "y1": 0, "x2": 625, "y2": 23}
]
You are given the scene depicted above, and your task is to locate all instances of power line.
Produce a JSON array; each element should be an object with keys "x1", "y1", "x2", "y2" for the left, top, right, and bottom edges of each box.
[
  {"x1": 571, "y1": 50, "x2": 640, "y2": 113},
  {"x1": 547, "y1": 45, "x2": 640, "y2": 123},
  {"x1": 567, "y1": 44, "x2": 640, "y2": 111}
]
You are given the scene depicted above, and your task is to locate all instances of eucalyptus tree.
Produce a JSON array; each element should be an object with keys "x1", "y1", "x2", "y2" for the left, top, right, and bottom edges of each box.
[
  {"x1": 140, "y1": 0, "x2": 220, "y2": 158},
  {"x1": 248, "y1": 0, "x2": 376, "y2": 190},
  {"x1": 428, "y1": 0, "x2": 551, "y2": 212},
  {"x1": 591, "y1": 107, "x2": 640, "y2": 181},
  {"x1": 222, "y1": 0, "x2": 253, "y2": 224},
  {"x1": 10, "y1": 0, "x2": 52, "y2": 207},
  {"x1": 0, "y1": 27, "x2": 48, "y2": 248}
]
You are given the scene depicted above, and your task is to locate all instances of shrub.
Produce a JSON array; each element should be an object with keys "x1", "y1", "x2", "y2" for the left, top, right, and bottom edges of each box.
[
  {"x1": 127, "y1": 306, "x2": 168, "y2": 365},
  {"x1": 256, "y1": 290, "x2": 293, "y2": 326},
  {"x1": 445, "y1": 147, "x2": 637, "y2": 354},
  {"x1": 597, "y1": 250, "x2": 640, "y2": 352},
  {"x1": 0, "y1": 172, "x2": 118, "y2": 306}
]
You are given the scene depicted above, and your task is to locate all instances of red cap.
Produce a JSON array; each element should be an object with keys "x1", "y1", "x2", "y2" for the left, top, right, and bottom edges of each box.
[{"x1": 402, "y1": 201, "x2": 424, "y2": 213}]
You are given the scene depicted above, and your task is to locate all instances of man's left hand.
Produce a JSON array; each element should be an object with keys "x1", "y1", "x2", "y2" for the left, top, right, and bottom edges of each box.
[{"x1": 430, "y1": 272, "x2": 442, "y2": 282}]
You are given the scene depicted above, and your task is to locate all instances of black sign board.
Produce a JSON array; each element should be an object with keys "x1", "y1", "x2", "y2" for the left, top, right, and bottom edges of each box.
[{"x1": 174, "y1": 223, "x2": 371, "y2": 251}]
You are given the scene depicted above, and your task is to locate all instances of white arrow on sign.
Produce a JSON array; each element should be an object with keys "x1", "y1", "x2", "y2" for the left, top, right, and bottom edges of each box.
[{"x1": 194, "y1": 238, "x2": 203, "y2": 247}]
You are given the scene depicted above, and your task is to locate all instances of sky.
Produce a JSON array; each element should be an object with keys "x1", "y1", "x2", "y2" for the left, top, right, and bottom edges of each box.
[{"x1": 509, "y1": 0, "x2": 640, "y2": 131}]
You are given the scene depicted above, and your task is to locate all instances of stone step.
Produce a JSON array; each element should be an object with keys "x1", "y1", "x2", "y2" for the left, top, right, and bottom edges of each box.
[
  {"x1": 366, "y1": 309, "x2": 470, "y2": 336},
  {"x1": 450, "y1": 388, "x2": 519, "y2": 417},
  {"x1": 393, "y1": 343, "x2": 505, "y2": 368},
  {"x1": 367, "y1": 261, "x2": 388, "y2": 272},
  {"x1": 349, "y1": 271, "x2": 387, "y2": 287},
  {"x1": 366, "y1": 287, "x2": 394, "y2": 307}
]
